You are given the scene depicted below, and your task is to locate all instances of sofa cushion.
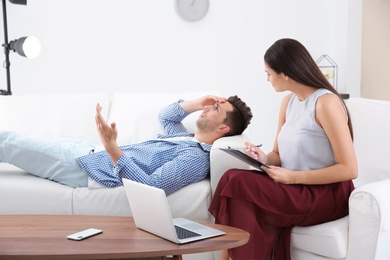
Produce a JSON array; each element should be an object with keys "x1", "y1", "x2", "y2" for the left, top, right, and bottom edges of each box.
[
  {"x1": 72, "y1": 179, "x2": 212, "y2": 222},
  {"x1": 167, "y1": 179, "x2": 212, "y2": 221},
  {"x1": 291, "y1": 216, "x2": 349, "y2": 259},
  {"x1": 346, "y1": 98, "x2": 390, "y2": 187},
  {"x1": 0, "y1": 93, "x2": 111, "y2": 145},
  {"x1": 72, "y1": 186, "x2": 131, "y2": 216},
  {"x1": 0, "y1": 164, "x2": 73, "y2": 215}
]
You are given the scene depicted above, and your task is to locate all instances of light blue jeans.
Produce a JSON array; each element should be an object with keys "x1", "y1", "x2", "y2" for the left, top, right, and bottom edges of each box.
[{"x1": 0, "y1": 131, "x2": 94, "y2": 187}]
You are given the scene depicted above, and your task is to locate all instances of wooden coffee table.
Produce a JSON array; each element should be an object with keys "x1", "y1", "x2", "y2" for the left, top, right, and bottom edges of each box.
[{"x1": 0, "y1": 215, "x2": 249, "y2": 259}]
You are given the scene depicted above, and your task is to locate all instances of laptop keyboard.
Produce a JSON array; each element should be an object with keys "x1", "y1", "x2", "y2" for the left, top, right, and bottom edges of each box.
[{"x1": 174, "y1": 225, "x2": 201, "y2": 239}]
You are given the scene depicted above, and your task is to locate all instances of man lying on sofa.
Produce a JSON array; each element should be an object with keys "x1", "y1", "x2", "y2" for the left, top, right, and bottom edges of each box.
[{"x1": 0, "y1": 95, "x2": 252, "y2": 195}]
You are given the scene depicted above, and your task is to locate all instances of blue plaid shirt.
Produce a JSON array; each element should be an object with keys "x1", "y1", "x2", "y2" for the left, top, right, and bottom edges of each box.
[{"x1": 76, "y1": 100, "x2": 211, "y2": 195}]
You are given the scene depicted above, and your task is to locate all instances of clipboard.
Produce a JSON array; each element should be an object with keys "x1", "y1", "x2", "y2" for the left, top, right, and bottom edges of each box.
[{"x1": 219, "y1": 147, "x2": 270, "y2": 173}]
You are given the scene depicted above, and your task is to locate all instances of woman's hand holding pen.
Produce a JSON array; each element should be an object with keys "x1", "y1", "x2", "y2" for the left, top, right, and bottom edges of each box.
[
  {"x1": 244, "y1": 141, "x2": 268, "y2": 165},
  {"x1": 244, "y1": 141, "x2": 297, "y2": 184}
]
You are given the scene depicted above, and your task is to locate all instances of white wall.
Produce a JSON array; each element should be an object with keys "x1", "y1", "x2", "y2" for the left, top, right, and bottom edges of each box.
[
  {"x1": 3, "y1": 0, "x2": 362, "y2": 150},
  {"x1": 362, "y1": 0, "x2": 390, "y2": 101}
]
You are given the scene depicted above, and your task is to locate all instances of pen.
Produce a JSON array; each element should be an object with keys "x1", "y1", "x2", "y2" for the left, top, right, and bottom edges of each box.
[{"x1": 227, "y1": 144, "x2": 262, "y2": 150}]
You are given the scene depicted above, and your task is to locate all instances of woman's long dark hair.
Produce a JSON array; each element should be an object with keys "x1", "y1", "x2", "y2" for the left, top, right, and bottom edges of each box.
[{"x1": 264, "y1": 38, "x2": 353, "y2": 139}]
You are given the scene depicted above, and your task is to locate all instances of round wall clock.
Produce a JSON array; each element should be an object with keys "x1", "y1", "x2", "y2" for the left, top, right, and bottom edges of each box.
[{"x1": 174, "y1": 0, "x2": 209, "y2": 22}]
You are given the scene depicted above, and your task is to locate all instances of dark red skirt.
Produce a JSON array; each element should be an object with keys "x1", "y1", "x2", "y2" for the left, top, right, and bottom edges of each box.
[{"x1": 209, "y1": 169, "x2": 354, "y2": 260}]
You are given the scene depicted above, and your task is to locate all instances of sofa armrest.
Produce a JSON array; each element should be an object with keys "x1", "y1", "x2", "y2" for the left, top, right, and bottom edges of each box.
[
  {"x1": 347, "y1": 179, "x2": 390, "y2": 260},
  {"x1": 210, "y1": 135, "x2": 252, "y2": 196}
]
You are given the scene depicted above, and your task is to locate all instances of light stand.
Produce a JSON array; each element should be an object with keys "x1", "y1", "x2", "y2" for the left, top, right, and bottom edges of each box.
[
  {"x1": 1, "y1": 0, "x2": 40, "y2": 95},
  {"x1": 1, "y1": 0, "x2": 11, "y2": 95}
]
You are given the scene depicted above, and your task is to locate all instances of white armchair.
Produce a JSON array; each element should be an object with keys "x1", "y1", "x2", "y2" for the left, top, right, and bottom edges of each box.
[{"x1": 209, "y1": 98, "x2": 390, "y2": 259}]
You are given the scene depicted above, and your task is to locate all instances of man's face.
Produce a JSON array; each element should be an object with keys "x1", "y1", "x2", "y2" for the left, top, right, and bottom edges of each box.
[{"x1": 196, "y1": 101, "x2": 234, "y2": 132}]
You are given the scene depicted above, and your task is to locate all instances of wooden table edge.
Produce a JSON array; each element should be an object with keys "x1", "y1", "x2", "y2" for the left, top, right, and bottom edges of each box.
[{"x1": 0, "y1": 215, "x2": 249, "y2": 259}]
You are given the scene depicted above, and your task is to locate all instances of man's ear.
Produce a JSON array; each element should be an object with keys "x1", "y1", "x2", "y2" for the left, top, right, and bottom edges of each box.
[{"x1": 217, "y1": 124, "x2": 230, "y2": 135}]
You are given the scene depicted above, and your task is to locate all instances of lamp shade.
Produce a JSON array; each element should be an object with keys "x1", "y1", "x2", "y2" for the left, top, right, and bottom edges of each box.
[
  {"x1": 9, "y1": 0, "x2": 27, "y2": 5},
  {"x1": 9, "y1": 36, "x2": 41, "y2": 59}
]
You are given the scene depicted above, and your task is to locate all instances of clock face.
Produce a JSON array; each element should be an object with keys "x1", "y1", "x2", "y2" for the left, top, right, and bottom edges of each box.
[{"x1": 175, "y1": 0, "x2": 209, "y2": 22}]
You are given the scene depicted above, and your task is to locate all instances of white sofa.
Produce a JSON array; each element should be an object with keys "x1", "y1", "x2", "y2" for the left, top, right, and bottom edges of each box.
[
  {"x1": 0, "y1": 92, "x2": 217, "y2": 220},
  {"x1": 211, "y1": 97, "x2": 390, "y2": 260},
  {"x1": 0, "y1": 91, "x2": 242, "y2": 260}
]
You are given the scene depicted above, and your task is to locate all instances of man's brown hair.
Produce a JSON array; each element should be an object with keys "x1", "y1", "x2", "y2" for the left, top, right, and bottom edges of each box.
[{"x1": 224, "y1": 95, "x2": 253, "y2": 136}]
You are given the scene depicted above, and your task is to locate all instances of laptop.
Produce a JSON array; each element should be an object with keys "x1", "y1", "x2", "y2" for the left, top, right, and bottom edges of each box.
[{"x1": 122, "y1": 178, "x2": 225, "y2": 244}]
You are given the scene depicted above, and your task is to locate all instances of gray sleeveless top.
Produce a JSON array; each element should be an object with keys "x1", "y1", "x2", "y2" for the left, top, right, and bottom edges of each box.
[{"x1": 278, "y1": 88, "x2": 343, "y2": 171}]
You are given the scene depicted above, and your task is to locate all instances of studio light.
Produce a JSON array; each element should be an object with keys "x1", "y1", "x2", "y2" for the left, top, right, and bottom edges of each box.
[
  {"x1": 1, "y1": 0, "x2": 40, "y2": 95},
  {"x1": 9, "y1": 36, "x2": 41, "y2": 59}
]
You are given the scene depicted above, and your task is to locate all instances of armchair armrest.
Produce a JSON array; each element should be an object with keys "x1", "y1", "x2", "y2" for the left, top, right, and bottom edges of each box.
[
  {"x1": 210, "y1": 135, "x2": 252, "y2": 196},
  {"x1": 347, "y1": 179, "x2": 390, "y2": 260}
]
